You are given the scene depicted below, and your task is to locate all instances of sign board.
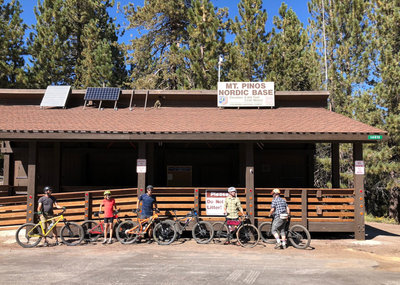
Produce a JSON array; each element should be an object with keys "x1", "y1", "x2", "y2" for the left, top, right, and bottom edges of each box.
[
  {"x1": 206, "y1": 190, "x2": 229, "y2": 216},
  {"x1": 167, "y1": 165, "x2": 192, "y2": 186},
  {"x1": 355, "y1": 160, "x2": 365, "y2": 175},
  {"x1": 217, "y1": 82, "x2": 274, "y2": 107},
  {"x1": 136, "y1": 159, "x2": 147, "y2": 173},
  {"x1": 368, "y1": 135, "x2": 382, "y2": 140}
]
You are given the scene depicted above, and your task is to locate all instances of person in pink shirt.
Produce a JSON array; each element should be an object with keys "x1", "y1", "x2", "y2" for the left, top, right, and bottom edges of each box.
[{"x1": 99, "y1": 190, "x2": 116, "y2": 244}]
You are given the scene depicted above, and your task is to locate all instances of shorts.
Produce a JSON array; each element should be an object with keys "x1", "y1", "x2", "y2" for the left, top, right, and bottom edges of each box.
[
  {"x1": 271, "y1": 217, "x2": 286, "y2": 236},
  {"x1": 140, "y1": 214, "x2": 151, "y2": 219},
  {"x1": 104, "y1": 217, "x2": 114, "y2": 224},
  {"x1": 40, "y1": 214, "x2": 54, "y2": 230}
]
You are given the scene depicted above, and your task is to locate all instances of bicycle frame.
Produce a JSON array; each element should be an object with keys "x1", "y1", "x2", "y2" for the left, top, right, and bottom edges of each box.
[
  {"x1": 87, "y1": 211, "x2": 120, "y2": 235},
  {"x1": 28, "y1": 214, "x2": 64, "y2": 238},
  {"x1": 127, "y1": 212, "x2": 159, "y2": 235}
]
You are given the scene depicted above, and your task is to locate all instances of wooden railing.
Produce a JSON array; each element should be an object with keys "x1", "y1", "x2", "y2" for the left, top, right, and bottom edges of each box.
[{"x1": 0, "y1": 187, "x2": 355, "y2": 232}]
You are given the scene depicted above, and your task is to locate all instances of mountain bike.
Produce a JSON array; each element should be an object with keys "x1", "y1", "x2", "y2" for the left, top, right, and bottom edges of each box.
[
  {"x1": 258, "y1": 216, "x2": 311, "y2": 249},
  {"x1": 15, "y1": 208, "x2": 84, "y2": 248},
  {"x1": 213, "y1": 215, "x2": 260, "y2": 248},
  {"x1": 81, "y1": 209, "x2": 128, "y2": 242},
  {"x1": 116, "y1": 209, "x2": 176, "y2": 245},
  {"x1": 167, "y1": 209, "x2": 214, "y2": 244}
]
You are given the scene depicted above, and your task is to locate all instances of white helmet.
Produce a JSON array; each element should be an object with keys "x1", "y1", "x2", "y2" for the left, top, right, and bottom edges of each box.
[{"x1": 228, "y1": 187, "x2": 236, "y2": 193}]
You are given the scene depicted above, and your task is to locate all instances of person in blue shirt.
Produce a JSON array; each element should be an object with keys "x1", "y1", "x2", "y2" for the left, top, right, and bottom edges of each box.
[{"x1": 137, "y1": 185, "x2": 158, "y2": 219}]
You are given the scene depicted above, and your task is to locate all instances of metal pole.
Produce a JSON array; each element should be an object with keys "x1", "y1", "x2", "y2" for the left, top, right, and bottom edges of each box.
[{"x1": 218, "y1": 55, "x2": 223, "y2": 82}]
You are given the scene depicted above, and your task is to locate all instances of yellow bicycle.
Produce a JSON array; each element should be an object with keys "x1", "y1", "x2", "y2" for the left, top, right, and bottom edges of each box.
[{"x1": 15, "y1": 208, "x2": 84, "y2": 248}]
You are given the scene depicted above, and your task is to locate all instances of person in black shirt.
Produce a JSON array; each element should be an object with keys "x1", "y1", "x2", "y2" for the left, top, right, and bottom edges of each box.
[{"x1": 38, "y1": 186, "x2": 63, "y2": 246}]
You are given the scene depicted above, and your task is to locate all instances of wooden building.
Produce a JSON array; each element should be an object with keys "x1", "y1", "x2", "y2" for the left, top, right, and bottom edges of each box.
[{"x1": 0, "y1": 88, "x2": 387, "y2": 239}]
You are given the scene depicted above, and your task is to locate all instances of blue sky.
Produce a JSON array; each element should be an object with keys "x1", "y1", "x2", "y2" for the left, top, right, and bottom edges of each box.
[{"x1": 16, "y1": 0, "x2": 311, "y2": 44}]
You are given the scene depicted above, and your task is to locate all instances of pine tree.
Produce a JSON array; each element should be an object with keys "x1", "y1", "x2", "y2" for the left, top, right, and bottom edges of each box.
[
  {"x1": 0, "y1": 0, "x2": 27, "y2": 88},
  {"x1": 267, "y1": 3, "x2": 321, "y2": 91},
  {"x1": 124, "y1": 0, "x2": 190, "y2": 89},
  {"x1": 228, "y1": 0, "x2": 268, "y2": 82},
  {"x1": 184, "y1": 0, "x2": 227, "y2": 89},
  {"x1": 28, "y1": 0, "x2": 126, "y2": 88}
]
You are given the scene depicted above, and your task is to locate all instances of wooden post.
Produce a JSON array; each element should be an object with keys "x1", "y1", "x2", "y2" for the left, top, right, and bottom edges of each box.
[
  {"x1": 3, "y1": 153, "x2": 11, "y2": 186},
  {"x1": 245, "y1": 143, "x2": 255, "y2": 224},
  {"x1": 137, "y1": 142, "x2": 146, "y2": 198},
  {"x1": 84, "y1": 192, "x2": 92, "y2": 221},
  {"x1": 331, "y1": 143, "x2": 340, "y2": 188},
  {"x1": 301, "y1": 189, "x2": 308, "y2": 228},
  {"x1": 353, "y1": 142, "x2": 365, "y2": 240},
  {"x1": 194, "y1": 188, "x2": 200, "y2": 215},
  {"x1": 26, "y1": 142, "x2": 37, "y2": 223}
]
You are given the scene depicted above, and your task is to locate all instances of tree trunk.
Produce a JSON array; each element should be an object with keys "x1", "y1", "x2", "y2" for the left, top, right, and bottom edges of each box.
[{"x1": 389, "y1": 187, "x2": 399, "y2": 223}]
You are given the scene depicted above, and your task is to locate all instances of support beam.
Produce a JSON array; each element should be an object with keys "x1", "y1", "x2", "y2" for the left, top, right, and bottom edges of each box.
[
  {"x1": 353, "y1": 143, "x2": 365, "y2": 240},
  {"x1": 301, "y1": 190, "x2": 308, "y2": 228},
  {"x1": 147, "y1": 142, "x2": 154, "y2": 185},
  {"x1": 331, "y1": 143, "x2": 340, "y2": 188},
  {"x1": 26, "y1": 142, "x2": 37, "y2": 223},
  {"x1": 245, "y1": 143, "x2": 255, "y2": 224},
  {"x1": 137, "y1": 142, "x2": 146, "y2": 198},
  {"x1": 84, "y1": 192, "x2": 92, "y2": 221},
  {"x1": 3, "y1": 153, "x2": 11, "y2": 186}
]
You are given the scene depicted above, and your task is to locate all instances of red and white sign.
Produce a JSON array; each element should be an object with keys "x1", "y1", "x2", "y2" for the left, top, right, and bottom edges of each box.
[
  {"x1": 355, "y1": 160, "x2": 365, "y2": 175},
  {"x1": 136, "y1": 159, "x2": 147, "y2": 173},
  {"x1": 206, "y1": 191, "x2": 229, "y2": 216}
]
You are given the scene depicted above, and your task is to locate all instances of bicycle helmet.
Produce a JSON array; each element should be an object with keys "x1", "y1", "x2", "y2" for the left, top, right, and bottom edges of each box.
[
  {"x1": 43, "y1": 186, "x2": 53, "y2": 193},
  {"x1": 228, "y1": 187, "x2": 236, "y2": 193},
  {"x1": 146, "y1": 185, "x2": 154, "y2": 191},
  {"x1": 104, "y1": 190, "x2": 111, "y2": 196},
  {"x1": 271, "y1": 188, "x2": 280, "y2": 194}
]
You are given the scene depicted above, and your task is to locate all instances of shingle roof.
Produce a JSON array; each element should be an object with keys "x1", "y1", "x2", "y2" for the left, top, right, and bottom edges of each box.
[{"x1": 0, "y1": 105, "x2": 386, "y2": 141}]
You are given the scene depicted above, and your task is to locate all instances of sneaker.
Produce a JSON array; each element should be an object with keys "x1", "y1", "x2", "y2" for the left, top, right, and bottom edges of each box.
[
  {"x1": 107, "y1": 239, "x2": 113, "y2": 244},
  {"x1": 102, "y1": 239, "x2": 107, "y2": 244},
  {"x1": 282, "y1": 242, "x2": 287, "y2": 249},
  {"x1": 224, "y1": 241, "x2": 231, "y2": 245},
  {"x1": 43, "y1": 241, "x2": 49, "y2": 247},
  {"x1": 274, "y1": 242, "x2": 282, "y2": 249},
  {"x1": 54, "y1": 240, "x2": 62, "y2": 246}
]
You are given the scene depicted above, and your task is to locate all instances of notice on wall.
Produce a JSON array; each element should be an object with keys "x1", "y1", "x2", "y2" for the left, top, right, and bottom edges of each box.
[
  {"x1": 136, "y1": 159, "x2": 147, "y2": 173},
  {"x1": 355, "y1": 160, "x2": 365, "y2": 175},
  {"x1": 217, "y1": 82, "x2": 275, "y2": 107},
  {"x1": 206, "y1": 191, "x2": 229, "y2": 216}
]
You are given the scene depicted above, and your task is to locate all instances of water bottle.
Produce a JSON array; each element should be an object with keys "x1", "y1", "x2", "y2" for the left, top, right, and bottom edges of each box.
[{"x1": 49, "y1": 221, "x2": 54, "y2": 228}]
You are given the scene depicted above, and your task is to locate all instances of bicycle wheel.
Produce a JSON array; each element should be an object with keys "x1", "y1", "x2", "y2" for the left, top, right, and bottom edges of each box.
[
  {"x1": 237, "y1": 224, "x2": 260, "y2": 248},
  {"x1": 258, "y1": 222, "x2": 275, "y2": 244},
  {"x1": 15, "y1": 223, "x2": 42, "y2": 248},
  {"x1": 81, "y1": 220, "x2": 102, "y2": 242},
  {"x1": 153, "y1": 220, "x2": 176, "y2": 245},
  {"x1": 192, "y1": 221, "x2": 214, "y2": 244},
  {"x1": 60, "y1": 222, "x2": 84, "y2": 246},
  {"x1": 212, "y1": 222, "x2": 229, "y2": 244},
  {"x1": 116, "y1": 220, "x2": 139, "y2": 244},
  {"x1": 288, "y1": 224, "x2": 311, "y2": 249}
]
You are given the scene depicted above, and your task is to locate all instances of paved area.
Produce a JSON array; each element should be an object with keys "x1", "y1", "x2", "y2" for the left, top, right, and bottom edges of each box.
[{"x1": 0, "y1": 222, "x2": 399, "y2": 285}]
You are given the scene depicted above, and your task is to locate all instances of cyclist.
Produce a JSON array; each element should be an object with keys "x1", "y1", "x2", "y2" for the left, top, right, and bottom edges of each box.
[
  {"x1": 269, "y1": 188, "x2": 290, "y2": 249},
  {"x1": 223, "y1": 187, "x2": 246, "y2": 243},
  {"x1": 99, "y1": 190, "x2": 117, "y2": 244},
  {"x1": 37, "y1": 186, "x2": 63, "y2": 246},
  {"x1": 136, "y1": 185, "x2": 158, "y2": 243}
]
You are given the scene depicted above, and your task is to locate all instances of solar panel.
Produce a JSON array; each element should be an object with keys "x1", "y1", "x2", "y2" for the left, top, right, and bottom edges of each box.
[
  {"x1": 40, "y1": 86, "x2": 71, "y2": 108},
  {"x1": 84, "y1": 87, "x2": 120, "y2": 101}
]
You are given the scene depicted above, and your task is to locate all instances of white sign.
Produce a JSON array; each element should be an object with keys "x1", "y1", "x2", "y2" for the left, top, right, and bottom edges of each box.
[
  {"x1": 355, "y1": 160, "x2": 365, "y2": 175},
  {"x1": 136, "y1": 159, "x2": 147, "y2": 173},
  {"x1": 206, "y1": 191, "x2": 229, "y2": 216},
  {"x1": 217, "y1": 82, "x2": 275, "y2": 107}
]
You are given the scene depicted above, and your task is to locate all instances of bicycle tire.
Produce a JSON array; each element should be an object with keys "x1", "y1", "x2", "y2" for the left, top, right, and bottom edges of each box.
[
  {"x1": 288, "y1": 224, "x2": 311, "y2": 249},
  {"x1": 192, "y1": 221, "x2": 214, "y2": 244},
  {"x1": 212, "y1": 222, "x2": 229, "y2": 244},
  {"x1": 153, "y1": 220, "x2": 176, "y2": 245},
  {"x1": 116, "y1": 220, "x2": 139, "y2": 244},
  {"x1": 258, "y1": 222, "x2": 275, "y2": 244},
  {"x1": 237, "y1": 224, "x2": 260, "y2": 248},
  {"x1": 60, "y1": 222, "x2": 84, "y2": 246},
  {"x1": 81, "y1": 220, "x2": 101, "y2": 242},
  {"x1": 15, "y1": 223, "x2": 42, "y2": 248}
]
